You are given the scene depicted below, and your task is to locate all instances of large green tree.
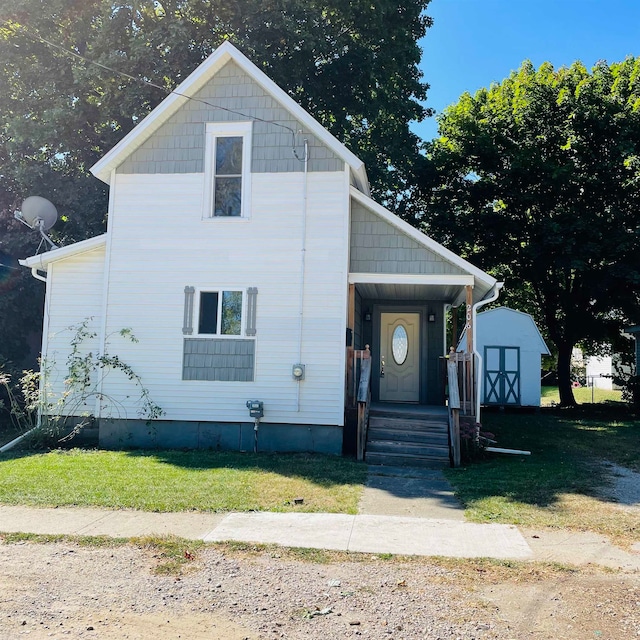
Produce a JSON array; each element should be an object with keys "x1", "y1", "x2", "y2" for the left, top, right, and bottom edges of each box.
[
  {"x1": 0, "y1": 0, "x2": 433, "y2": 366},
  {"x1": 422, "y1": 59, "x2": 640, "y2": 406}
]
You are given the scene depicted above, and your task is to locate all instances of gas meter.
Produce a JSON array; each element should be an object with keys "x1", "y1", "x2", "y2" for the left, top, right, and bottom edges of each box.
[{"x1": 246, "y1": 400, "x2": 264, "y2": 419}]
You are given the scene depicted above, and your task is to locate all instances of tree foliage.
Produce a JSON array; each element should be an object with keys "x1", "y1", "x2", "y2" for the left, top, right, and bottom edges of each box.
[
  {"x1": 422, "y1": 58, "x2": 640, "y2": 406},
  {"x1": 0, "y1": 0, "x2": 432, "y2": 365}
]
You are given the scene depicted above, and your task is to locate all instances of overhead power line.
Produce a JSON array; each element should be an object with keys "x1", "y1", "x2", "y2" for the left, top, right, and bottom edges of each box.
[{"x1": 0, "y1": 16, "x2": 306, "y2": 157}]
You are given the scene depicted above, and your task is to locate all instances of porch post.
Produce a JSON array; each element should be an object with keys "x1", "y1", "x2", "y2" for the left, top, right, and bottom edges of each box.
[
  {"x1": 451, "y1": 306, "x2": 458, "y2": 350},
  {"x1": 345, "y1": 283, "x2": 356, "y2": 407},
  {"x1": 348, "y1": 283, "x2": 355, "y2": 336},
  {"x1": 465, "y1": 284, "x2": 475, "y2": 419},
  {"x1": 465, "y1": 285, "x2": 473, "y2": 354}
]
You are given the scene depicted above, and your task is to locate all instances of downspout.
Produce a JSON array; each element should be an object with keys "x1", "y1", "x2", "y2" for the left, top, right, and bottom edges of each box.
[
  {"x1": 5, "y1": 263, "x2": 50, "y2": 451},
  {"x1": 296, "y1": 139, "x2": 309, "y2": 412},
  {"x1": 30, "y1": 267, "x2": 47, "y2": 283},
  {"x1": 94, "y1": 169, "x2": 116, "y2": 420},
  {"x1": 472, "y1": 282, "x2": 504, "y2": 422},
  {"x1": 0, "y1": 427, "x2": 40, "y2": 453}
]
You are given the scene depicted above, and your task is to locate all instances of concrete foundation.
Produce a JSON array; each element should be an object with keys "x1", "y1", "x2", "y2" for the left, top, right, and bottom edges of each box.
[{"x1": 98, "y1": 419, "x2": 343, "y2": 455}]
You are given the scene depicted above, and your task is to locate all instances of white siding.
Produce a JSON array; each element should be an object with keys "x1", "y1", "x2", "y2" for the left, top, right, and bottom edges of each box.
[
  {"x1": 42, "y1": 248, "x2": 105, "y2": 415},
  {"x1": 586, "y1": 356, "x2": 614, "y2": 390},
  {"x1": 100, "y1": 171, "x2": 349, "y2": 425}
]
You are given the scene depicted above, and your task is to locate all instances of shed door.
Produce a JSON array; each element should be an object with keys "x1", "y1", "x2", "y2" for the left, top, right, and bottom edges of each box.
[
  {"x1": 484, "y1": 346, "x2": 520, "y2": 405},
  {"x1": 380, "y1": 312, "x2": 420, "y2": 402}
]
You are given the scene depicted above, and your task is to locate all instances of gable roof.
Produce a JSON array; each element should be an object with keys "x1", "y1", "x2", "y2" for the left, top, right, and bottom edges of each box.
[
  {"x1": 90, "y1": 41, "x2": 369, "y2": 193},
  {"x1": 349, "y1": 186, "x2": 497, "y2": 300},
  {"x1": 19, "y1": 234, "x2": 107, "y2": 271}
]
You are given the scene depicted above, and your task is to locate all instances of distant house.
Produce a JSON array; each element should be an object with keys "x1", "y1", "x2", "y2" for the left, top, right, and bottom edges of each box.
[
  {"x1": 573, "y1": 346, "x2": 628, "y2": 391},
  {"x1": 625, "y1": 326, "x2": 640, "y2": 376},
  {"x1": 459, "y1": 307, "x2": 549, "y2": 407},
  {"x1": 585, "y1": 355, "x2": 614, "y2": 390},
  {"x1": 20, "y1": 42, "x2": 500, "y2": 461}
]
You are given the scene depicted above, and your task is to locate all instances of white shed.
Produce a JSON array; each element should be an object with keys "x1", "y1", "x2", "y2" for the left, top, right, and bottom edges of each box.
[{"x1": 459, "y1": 307, "x2": 550, "y2": 407}]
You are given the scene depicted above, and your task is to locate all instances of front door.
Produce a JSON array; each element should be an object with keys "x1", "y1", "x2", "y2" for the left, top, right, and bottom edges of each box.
[
  {"x1": 380, "y1": 312, "x2": 420, "y2": 402},
  {"x1": 484, "y1": 346, "x2": 520, "y2": 405}
]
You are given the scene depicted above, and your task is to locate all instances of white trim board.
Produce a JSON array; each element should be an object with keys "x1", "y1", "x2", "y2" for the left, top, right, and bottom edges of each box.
[{"x1": 348, "y1": 273, "x2": 475, "y2": 286}]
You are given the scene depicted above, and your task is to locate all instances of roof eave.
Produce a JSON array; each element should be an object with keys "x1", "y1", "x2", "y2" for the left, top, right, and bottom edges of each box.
[{"x1": 19, "y1": 234, "x2": 107, "y2": 270}]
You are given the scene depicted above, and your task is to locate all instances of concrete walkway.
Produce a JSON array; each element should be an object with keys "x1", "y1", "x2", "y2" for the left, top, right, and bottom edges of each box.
[
  {"x1": 358, "y1": 465, "x2": 465, "y2": 520},
  {"x1": 0, "y1": 504, "x2": 530, "y2": 560},
  {"x1": 3, "y1": 504, "x2": 640, "y2": 568}
]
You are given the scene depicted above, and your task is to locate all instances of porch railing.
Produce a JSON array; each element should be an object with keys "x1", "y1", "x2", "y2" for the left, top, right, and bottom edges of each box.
[
  {"x1": 446, "y1": 348, "x2": 477, "y2": 468},
  {"x1": 447, "y1": 354, "x2": 461, "y2": 468},
  {"x1": 448, "y1": 349, "x2": 476, "y2": 417},
  {"x1": 346, "y1": 345, "x2": 372, "y2": 461}
]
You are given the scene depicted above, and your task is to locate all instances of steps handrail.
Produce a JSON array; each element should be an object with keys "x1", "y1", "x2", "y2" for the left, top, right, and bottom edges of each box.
[
  {"x1": 447, "y1": 350, "x2": 461, "y2": 467},
  {"x1": 356, "y1": 345, "x2": 371, "y2": 461}
]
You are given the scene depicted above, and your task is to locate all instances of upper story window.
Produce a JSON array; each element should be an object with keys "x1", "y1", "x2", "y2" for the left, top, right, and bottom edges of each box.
[{"x1": 203, "y1": 122, "x2": 252, "y2": 220}]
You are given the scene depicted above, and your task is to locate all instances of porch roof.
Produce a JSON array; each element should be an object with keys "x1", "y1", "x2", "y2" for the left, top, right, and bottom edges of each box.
[
  {"x1": 348, "y1": 272, "x2": 491, "y2": 306},
  {"x1": 349, "y1": 188, "x2": 497, "y2": 305}
]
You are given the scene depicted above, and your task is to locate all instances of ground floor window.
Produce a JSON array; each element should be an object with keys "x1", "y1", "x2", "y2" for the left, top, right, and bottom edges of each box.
[{"x1": 198, "y1": 290, "x2": 242, "y2": 335}]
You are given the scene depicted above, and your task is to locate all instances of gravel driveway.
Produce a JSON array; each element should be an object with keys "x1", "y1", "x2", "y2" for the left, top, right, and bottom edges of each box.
[{"x1": 1, "y1": 541, "x2": 638, "y2": 639}]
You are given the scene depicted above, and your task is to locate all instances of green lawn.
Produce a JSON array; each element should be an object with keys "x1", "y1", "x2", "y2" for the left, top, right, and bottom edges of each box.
[
  {"x1": 541, "y1": 385, "x2": 623, "y2": 406},
  {"x1": 445, "y1": 407, "x2": 640, "y2": 543},
  {"x1": 0, "y1": 449, "x2": 367, "y2": 514}
]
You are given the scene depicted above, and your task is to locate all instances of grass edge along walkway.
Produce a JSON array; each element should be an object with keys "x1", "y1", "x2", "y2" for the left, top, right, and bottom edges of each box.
[
  {"x1": 444, "y1": 407, "x2": 640, "y2": 546},
  {"x1": 0, "y1": 449, "x2": 367, "y2": 515}
]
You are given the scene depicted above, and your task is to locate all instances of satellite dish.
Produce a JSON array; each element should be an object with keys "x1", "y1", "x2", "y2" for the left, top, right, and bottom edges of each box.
[
  {"x1": 15, "y1": 196, "x2": 59, "y2": 251},
  {"x1": 18, "y1": 196, "x2": 58, "y2": 231}
]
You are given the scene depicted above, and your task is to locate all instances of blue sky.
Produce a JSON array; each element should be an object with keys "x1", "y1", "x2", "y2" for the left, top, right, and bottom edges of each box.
[{"x1": 414, "y1": 0, "x2": 640, "y2": 142}]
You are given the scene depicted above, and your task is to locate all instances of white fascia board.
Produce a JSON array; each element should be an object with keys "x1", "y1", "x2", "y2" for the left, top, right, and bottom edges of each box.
[
  {"x1": 19, "y1": 234, "x2": 107, "y2": 271},
  {"x1": 350, "y1": 186, "x2": 496, "y2": 288},
  {"x1": 348, "y1": 273, "x2": 475, "y2": 286},
  {"x1": 91, "y1": 41, "x2": 369, "y2": 194}
]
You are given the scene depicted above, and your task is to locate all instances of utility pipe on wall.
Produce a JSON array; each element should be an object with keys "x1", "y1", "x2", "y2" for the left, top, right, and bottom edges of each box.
[{"x1": 296, "y1": 139, "x2": 309, "y2": 412}]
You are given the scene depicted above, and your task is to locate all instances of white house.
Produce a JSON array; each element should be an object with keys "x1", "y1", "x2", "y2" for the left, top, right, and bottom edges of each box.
[
  {"x1": 459, "y1": 307, "x2": 549, "y2": 407},
  {"x1": 21, "y1": 42, "x2": 499, "y2": 460},
  {"x1": 585, "y1": 355, "x2": 614, "y2": 390}
]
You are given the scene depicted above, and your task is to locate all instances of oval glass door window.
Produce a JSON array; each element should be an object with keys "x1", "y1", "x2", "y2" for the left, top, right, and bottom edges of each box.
[{"x1": 392, "y1": 325, "x2": 409, "y2": 365}]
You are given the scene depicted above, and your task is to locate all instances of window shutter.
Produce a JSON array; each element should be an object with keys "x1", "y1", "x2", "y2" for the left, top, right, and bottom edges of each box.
[
  {"x1": 183, "y1": 286, "x2": 195, "y2": 335},
  {"x1": 246, "y1": 287, "x2": 258, "y2": 336}
]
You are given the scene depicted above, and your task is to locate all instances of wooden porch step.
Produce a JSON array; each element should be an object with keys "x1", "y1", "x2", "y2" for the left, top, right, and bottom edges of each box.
[
  {"x1": 367, "y1": 439, "x2": 449, "y2": 457},
  {"x1": 367, "y1": 426, "x2": 448, "y2": 446},
  {"x1": 365, "y1": 405, "x2": 450, "y2": 468},
  {"x1": 365, "y1": 451, "x2": 449, "y2": 469},
  {"x1": 369, "y1": 406, "x2": 448, "y2": 421},
  {"x1": 368, "y1": 415, "x2": 448, "y2": 433}
]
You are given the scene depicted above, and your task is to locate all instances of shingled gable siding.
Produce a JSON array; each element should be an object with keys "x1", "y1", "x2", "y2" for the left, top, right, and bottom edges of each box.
[
  {"x1": 349, "y1": 201, "x2": 467, "y2": 275},
  {"x1": 117, "y1": 60, "x2": 344, "y2": 175},
  {"x1": 183, "y1": 338, "x2": 255, "y2": 381}
]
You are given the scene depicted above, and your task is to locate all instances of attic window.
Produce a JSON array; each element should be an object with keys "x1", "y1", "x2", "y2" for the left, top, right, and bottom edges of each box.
[
  {"x1": 214, "y1": 137, "x2": 243, "y2": 216},
  {"x1": 203, "y1": 122, "x2": 252, "y2": 220}
]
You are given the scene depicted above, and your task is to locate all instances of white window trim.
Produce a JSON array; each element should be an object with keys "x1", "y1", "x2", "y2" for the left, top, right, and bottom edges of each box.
[
  {"x1": 195, "y1": 288, "x2": 247, "y2": 338},
  {"x1": 202, "y1": 121, "x2": 252, "y2": 221}
]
